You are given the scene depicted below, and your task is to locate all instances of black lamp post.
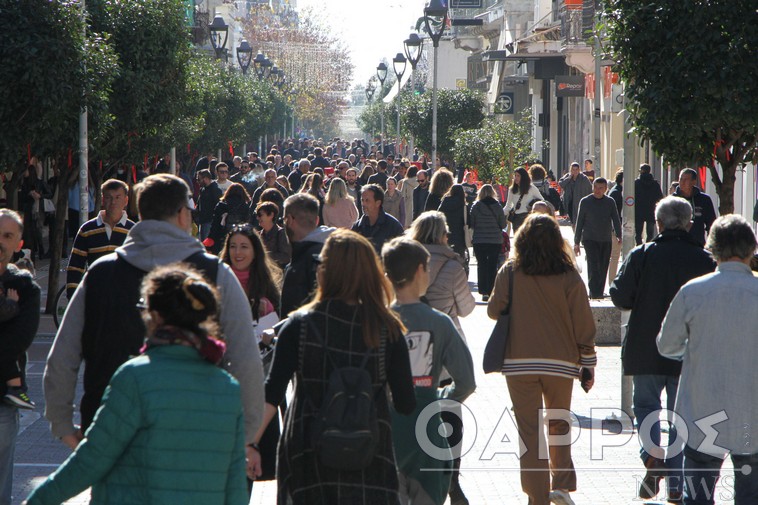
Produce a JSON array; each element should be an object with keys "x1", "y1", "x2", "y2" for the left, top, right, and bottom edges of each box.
[
  {"x1": 208, "y1": 15, "x2": 229, "y2": 61},
  {"x1": 376, "y1": 62, "x2": 388, "y2": 153},
  {"x1": 261, "y1": 56, "x2": 273, "y2": 80},
  {"x1": 423, "y1": 0, "x2": 448, "y2": 170},
  {"x1": 404, "y1": 33, "x2": 423, "y2": 156},
  {"x1": 392, "y1": 53, "x2": 407, "y2": 157},
  {"x1": 253, "y1": 51, "x2": 267, "y2": 79},
  {"x1": 236, "y1": 39, "x2": 253, "y2": 75},
  {"x1": 365, "y1": 80, "x2": 376, "y2": 102}
]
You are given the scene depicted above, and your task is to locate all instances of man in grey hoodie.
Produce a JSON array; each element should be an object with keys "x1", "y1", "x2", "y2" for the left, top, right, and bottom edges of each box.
[{"x1": 44, "y1": 174, "x2": 265, "y2": 471}]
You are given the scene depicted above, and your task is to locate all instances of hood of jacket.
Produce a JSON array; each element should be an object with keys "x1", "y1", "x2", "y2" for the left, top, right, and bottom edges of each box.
[
  {"x1": 426, "y1": 243, "x2": 464, "y2": 283},
  {"x1": 402, "y1": 177, "x2": 419, "y2": 191},
  {"x1": 116, "y1": 220, "x2": 206, "y2": 272},
  {"x1": 301, "y1": 225, "x2": 335, "y2": 244}
]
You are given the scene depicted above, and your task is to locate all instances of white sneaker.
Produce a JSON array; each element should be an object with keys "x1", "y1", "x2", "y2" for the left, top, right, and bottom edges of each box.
[{"x1": 549, "y1": 490, "x2": 576, "y2": 505}]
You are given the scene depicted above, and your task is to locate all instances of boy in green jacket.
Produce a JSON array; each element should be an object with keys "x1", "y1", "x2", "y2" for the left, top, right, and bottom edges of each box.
[{"x1": 382, "y1": 238, "x2": 476, "y2": 505}]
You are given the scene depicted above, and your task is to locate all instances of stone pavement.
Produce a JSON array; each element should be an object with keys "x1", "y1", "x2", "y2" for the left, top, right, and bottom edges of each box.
[{"x1": 13, "y1": 238, "x2": 737, "y2": 504}]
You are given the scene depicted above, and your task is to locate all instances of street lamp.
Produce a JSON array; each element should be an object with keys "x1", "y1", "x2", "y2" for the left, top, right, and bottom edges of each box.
[
  {"x1": 208, "y1": 14, "x2": 229, "y2": 61},
  {"x1": 392, "y1": 53, "x2": 407, "y2": 158},
  {"x1": 253, "y1": 51, "x2": 267, "y2": 79},
  {"x1": 404, "y1": 33, "x2": 423, "y2": 157},
  {"x1": 236, "y1": 39, "x2": 253, "y2": 75},
  {"x1": 261, "y1": 56, "x2": 273, "y2": 80},
  {"x1": 365, "y1": 79, "x2": 376, "y2": 102},
  {"x1": 376, "y1": 62, "x2": 388, "y2": 154},
  {"x1": 423, "y1": 0, "x2": 448, "y2": 171}
]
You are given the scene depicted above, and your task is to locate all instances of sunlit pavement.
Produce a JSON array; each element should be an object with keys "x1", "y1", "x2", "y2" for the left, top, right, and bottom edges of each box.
[{"x1": 15, "y1": 238, "x2": 736, "y2": 504}]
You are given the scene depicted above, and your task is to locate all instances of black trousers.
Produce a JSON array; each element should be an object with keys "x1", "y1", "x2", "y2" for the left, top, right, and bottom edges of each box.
[
  {"x1": 635, "y1": 218, "x2": 656, "y2": 245},
  {"x1": 582, "y1": 240, "x2": 611, "y2": 298},
  {"x1": 474, "y1": 243, "x2": 501, "y2": 296}
]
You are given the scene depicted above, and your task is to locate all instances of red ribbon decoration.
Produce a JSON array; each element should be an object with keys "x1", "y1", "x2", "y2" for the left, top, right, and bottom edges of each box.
[
  {"x1": 187, "y1": 144, "x2": 191, "y2": 154},
  {"x1": 132, "y1": 165, "x2": 137, "y2": 184},
  {"x1": 67, "y1": 148, "x2": 73, "y2": 170},
  {"x1": 228, "y1": 141, "x2": 234, "y2": 157}
]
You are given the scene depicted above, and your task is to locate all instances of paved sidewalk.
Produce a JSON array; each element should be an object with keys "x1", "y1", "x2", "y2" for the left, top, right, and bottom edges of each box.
[{"x1": 13, "y1": 238, "x2": 737, "y2": 504}]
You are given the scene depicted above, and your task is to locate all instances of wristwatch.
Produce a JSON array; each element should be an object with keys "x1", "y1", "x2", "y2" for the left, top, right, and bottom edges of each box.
[{"x1": 247, "y1": 442, "x2": 261, "y2": 452}]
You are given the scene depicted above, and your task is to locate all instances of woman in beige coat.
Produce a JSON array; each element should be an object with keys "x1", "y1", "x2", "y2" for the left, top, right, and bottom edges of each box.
[{"x1": 487, "y1": 214, "x2": 596, "y2": 505}]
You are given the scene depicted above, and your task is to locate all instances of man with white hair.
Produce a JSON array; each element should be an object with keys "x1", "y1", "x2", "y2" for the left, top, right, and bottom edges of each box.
[
  {"x1": 658, "y1": 214, "x2": 758, "y2": 505},
  {"x1": 610, "y1": 196, "x2": 716, "y2": 502},
  {"x1": 288, "y1": 158, "x2": 310, "y2": 193}
]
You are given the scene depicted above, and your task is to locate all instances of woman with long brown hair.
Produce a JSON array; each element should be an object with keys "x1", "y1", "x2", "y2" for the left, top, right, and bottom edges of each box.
[
  {"x1": 487, "y1": 214, "x2": 596, "y2": 505},
  {"x1": 424, "y1": 168, "x2": 454, "y2": 212},
  {"x1": 249, "y1": 229, "x2": 415, "y2": 504},
  {"x1": 205, "y1": 182, "x2": 252, "y2": 254},
  {"x1": 504, "y1": 167, "x2": 543, "y2": 232}
]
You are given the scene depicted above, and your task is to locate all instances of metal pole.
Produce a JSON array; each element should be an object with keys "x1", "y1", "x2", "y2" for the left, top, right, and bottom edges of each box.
[
  {"x1": 431, "y1": 42, "x2": 439, "y2": 171},
  {"x1": 620, "y1": 91, "x2": 638, "y2": 420},
  {"x1": 594, "y1": 30, "x2": 602, "y2": 176},
  {"x1": 170, "y1": 147, "x2": 176, "y2": 175},
  {"x1": 258, "y1": 136, "x2": 262, "y2": 156},
  {"x1": 380, "y1": 106, "x2": 385, "y2": 156},
  {"x1": 409, "y1": 70, "x2": 415, "y2": 158},
  {"x1": 78, "y1": 0, "x2": 89, "y2": 227},
  {"x1": 264, "y1": 134, "x2": 268, "y2": 155},
  {"x1": 396, "y1": 79, "x2": 402, "y2": 158}
]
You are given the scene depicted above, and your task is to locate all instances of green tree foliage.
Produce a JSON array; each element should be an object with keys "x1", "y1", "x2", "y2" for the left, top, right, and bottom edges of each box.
[
  {"x1": 604, "y1": 0, "x2": 758, "y2": 213},
  {"x1": 0, "y1": 0, "x2": 117, "y2": 165},
  {"x1": 356, "y1": 100, "x2": 397, "y2": 141},
  {"x1": 401, "y1": 88, "x2": 485, "y2": 161},
  {"x1": 87, "y1": 0, "x2": 192, "y2": 161},
  {"x1": 454, "y1": 114, "x2": 538, "y2": 184}
]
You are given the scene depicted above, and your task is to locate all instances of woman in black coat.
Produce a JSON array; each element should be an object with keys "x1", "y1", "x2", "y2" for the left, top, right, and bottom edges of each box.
[
  {"x1": 438, "y1": 184, "x2": 469, "y2": 260},
  {"x1": 205, "y1": 183, "x2": 252, "y2": 254}
]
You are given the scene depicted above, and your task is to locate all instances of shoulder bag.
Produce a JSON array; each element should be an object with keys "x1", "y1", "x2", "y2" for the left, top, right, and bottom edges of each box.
[{"x1": 482, "y1": 265, "x2": 514, "y2": 374}]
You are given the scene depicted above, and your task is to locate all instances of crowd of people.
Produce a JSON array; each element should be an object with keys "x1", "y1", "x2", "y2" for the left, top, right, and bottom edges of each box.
[{"x1": 0, "y1": 137, "x2": 756, "y2": 505}]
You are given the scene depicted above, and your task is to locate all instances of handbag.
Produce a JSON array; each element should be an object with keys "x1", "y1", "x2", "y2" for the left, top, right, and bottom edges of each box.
[
  {"x1": 482, "y1": 265, "x2": 514, "y2": 373},
  {"x1": 463, "y1": 203, "x2": 473, "y2": 248},
  {"x1": 507, "y1": 194, "x2": 524, "y2": 223}
]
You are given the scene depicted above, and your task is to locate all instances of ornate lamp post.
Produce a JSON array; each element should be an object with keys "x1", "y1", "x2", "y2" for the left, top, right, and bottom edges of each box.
[
  {"x1": 423, "y1": 0, "x2": 448, "y2": 171},
  {"x1": 365, "y1": 79, "x2": 376, "y2": 102},
  {"x1": 392, "y1": 53, "x2": 407, "y2": 158},
  {"x1": 236, "y1": 39, "x2": 253, "y2": 75},
  {"x1": 253, "y1": 51, "x2": 267, "y2": 80},
  {"x1": 404, "y1": 33, "x2": 423, "y2": 157},
  {"x1": 376, "y1": 62, "x2": 388, "y2": 154},
  {"x1": 208, "y1": 15, "x2": 229, "y2": 61}
]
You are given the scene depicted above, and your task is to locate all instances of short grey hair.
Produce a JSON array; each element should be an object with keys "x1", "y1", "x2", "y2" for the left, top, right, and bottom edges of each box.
[
  {"x1": 655, "y1": 196, "x2": 692, "y2": 231},
  {"x1": 0, "y1": 209, "x2": 23, "y2": 235},
  {"x1": 706, "y1": 214, "x2": 757, "y2": 261},
  {"x1": 409, "y1": 211, "x2": 448, "y2": 245}
]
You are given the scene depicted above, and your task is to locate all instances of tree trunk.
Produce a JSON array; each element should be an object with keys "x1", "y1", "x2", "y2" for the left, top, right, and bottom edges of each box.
[
  {"x1": 711, "y1": 157, "x2": 737, "y2": 216},
  {"x1": 45, "y1": 164, "x2": 78, "y2": 314},
  {"x1": 5, "y1": 160, "x2": 28, "y2": 211}
]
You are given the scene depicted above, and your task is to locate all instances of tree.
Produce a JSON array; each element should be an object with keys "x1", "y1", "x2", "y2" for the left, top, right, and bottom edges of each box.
[
  {"x1": 401, "y1": 88, "x2": 485, "y2": 162},
  {"x1": 242, "y1": 6, "x2": 354, "y2": 138},
  {"x1": 604, "y1": 0, "x2": 758, "y2": 214},
  {"x1": 356, "y1": 100, "x2": 397, "y2": 141},
  {"x1": 87, "y1": 0, "x2": 192, "y2": 163},
  {"x1": 0, "y1": 0, "x2": 117, "y2": 201},
  {"x1": 454, "y1": 114, "x2": 538, "y2": 184}
]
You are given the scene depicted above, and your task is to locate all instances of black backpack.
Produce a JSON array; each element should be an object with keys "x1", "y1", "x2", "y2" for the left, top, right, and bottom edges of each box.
[{"x1": 306, "y1": 317, "x2": 381, "y2": 471}]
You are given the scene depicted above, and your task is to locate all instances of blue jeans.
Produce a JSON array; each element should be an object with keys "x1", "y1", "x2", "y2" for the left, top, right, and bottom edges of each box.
[
  {"x1": 0, "y1": 404, "x2": 19, "y2": 505},
  {"x1": 683, "y1": 445, "x2": 758, "y2": 505},
  {"x1": 633, "y1": 374, "x2": 683, "y2": 494}
]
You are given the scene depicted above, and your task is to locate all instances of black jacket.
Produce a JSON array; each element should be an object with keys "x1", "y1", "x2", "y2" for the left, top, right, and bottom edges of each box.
[
  {"x1": 197, "y1": 181, "x2": 222, "y2": 224},
  {"x1": 439, "y1": 193, "x2": 467, "y2": 256},
  {"x1": 412, "y1": 186, "x2": 429, "y2": 221},
  {"x1": 610, "y1": 230, "x2": 716, "y2": 376},
  {"x1": 280, "y1": 238, "x2": 324, "y2": 317},
  {"x1": 673, "y1": 186, "x2": 717, "y2": 247},
  {"x1": 608, "y1": 183, "x2": 623, "y2": 218},
  {"x1": 351, "y1": 210, "x2": 404, "y2": 254},
  {"x1": 0, "y1": 265, "x2": 40, "y2": 395},
  {"x1": 207, "y1": 197, "x2": 253, "y2": 254},
  {"x1": 634, "y1": 173, "x2": 663, "y2": 221}
]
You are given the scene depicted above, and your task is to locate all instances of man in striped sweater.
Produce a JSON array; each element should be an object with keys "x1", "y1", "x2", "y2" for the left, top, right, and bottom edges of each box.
[{"x1": 66, "y1": 179, "x2": 135, "y2": 298}]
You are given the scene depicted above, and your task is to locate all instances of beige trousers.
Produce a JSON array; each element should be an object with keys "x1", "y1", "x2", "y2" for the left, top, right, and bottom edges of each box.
[{"x1": 506, "y1": 374, "x2": 577, "y2": 505}]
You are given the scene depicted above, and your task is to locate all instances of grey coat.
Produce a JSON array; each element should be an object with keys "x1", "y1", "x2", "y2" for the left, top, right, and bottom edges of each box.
[{"x1": 470, "y1": 198, "x2": 507, "y2": 245}]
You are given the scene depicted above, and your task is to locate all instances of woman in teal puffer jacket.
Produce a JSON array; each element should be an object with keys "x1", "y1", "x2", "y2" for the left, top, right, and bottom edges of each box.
[{"x1": 25, "y1": 265, "x2": 248, "y2": 505}]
